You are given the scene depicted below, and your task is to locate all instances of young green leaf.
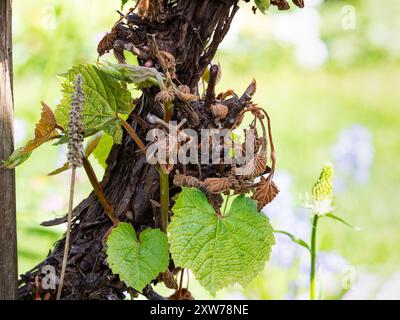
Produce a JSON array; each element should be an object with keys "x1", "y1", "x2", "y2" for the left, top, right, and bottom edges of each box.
[
  {"x1": 274, "y1": 230, "x2": 310, "y2": 252},
  {"x1": 48, "y1": 133, "x2": 104, "y2": 176},
  {"x1": 106, "y1": 223, "x2": 169, "y2": 291},
  {"x1": 255, "y1": 0, "x2": 271, "y2": 14},
  {"x1": 324, "y1": 213, "x2": 360, "y2": 230},
  {"x1": 168, "y1": 188, "x2": 275, "y2": 296},
  {"x1": 0, "y1": 147, "x2": 32, "y2": 169},
  {"x1": 55, "y1": 64, "x2": 133, "y2": 143},
  {"x1": 93, "y1": 133, "x2": 114, "y2": 169},
  {"x1": 97, "y1": 61, "x2": 165, "y2": 89}
]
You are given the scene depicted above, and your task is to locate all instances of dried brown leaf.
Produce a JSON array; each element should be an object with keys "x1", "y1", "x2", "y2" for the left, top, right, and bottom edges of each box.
[
  {"x1": 159, "y1": 50, "x2": 177, "y2": 79},
  {"x1": 242, "y1": 79, "x2": 257, "y2": 99},
  {"x1": 97, "y1": 31, "x2": 117, "y2": 56},
  {"x1": 252, "y1": 177, "x2": 279, "y2": 210},
  {"x1": 235, "y1": 154, "x2": 267, "y2": 179},
  {"x1": 210, "y1": 103, "x2": 229, "y2": 120},
  {"x1": 169, "y1": 288, "x2": 194, "y2": 300},
  {"x1": 217, "y1": 89, "x2": 235, "y2": 101},
  {"x1": 293, "y1": 0, "x2": 305, "y2": 8},
  {"x1": 271, "y1": 0, "x2": 290, "y2": 10},
  {"x1": 155, "y1": 88, "x2": 175, "y2": 104},
  {"x1": 177, "y1": 85, "x2": 190, "y2": 95},
  {"x1": 23, "y1": 102, "x2": 59, "y2": 153},
  {"x1": 174, "y1": 85, "x2": 198, "y2": 102},
  {"x1": 204, "y1": 177, "x2": 235, "y2": 194},
  {"x1": 173, "y1": 174, "x2": 204, "y2": 189},
  {"x1": 161, "y1": 270, "x2": 178, "y2": 290},
  {"x1": 137, "y1": 0, "x2": 150, "y2": 17}
]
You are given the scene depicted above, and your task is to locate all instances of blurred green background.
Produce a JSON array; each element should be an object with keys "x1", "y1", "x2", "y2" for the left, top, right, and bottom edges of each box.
[{"x1": 12, "y1": 0, "x2": 400, "y2": 299}]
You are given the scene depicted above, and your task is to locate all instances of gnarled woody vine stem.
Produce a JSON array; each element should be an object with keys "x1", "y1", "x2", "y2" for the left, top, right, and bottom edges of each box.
[{"x1": 19, "y1": 0, "x2": 242, "y2": 300}]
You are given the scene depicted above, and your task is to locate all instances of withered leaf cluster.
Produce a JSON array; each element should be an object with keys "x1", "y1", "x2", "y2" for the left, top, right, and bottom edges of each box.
[{"x1": 271, "y1": 0, "x2": 304, "y2": 10}]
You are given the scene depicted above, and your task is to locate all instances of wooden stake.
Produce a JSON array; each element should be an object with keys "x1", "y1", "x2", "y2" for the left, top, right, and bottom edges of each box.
[{"x1": 0, "y1": 0, "x2": 18, "y2": 300}]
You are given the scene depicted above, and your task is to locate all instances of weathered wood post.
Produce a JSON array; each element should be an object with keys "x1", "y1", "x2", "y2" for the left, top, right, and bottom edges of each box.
[{"x1": 0, "y1": 0, "x2": 18, "y2": 300}]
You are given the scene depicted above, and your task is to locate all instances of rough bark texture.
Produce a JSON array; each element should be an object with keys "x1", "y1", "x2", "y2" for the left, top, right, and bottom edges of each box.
[
  {"x1": 19, "y1": 0, "x2": 240, "y2": 300},
  {"x1": 0, "y1": 0, "x2": 18, "y2": 300}
]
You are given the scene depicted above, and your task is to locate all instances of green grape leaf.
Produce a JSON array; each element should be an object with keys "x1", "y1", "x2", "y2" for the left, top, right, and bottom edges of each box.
[
  {"x1": 55, "y1": 64, "x2": 133, "y2": 143},
  {"x1": 106, "y1": 223, "x2": 169, "y2": 291},
  {"x1": 0, "y1": 147, "x2": 32, "y2": 169},
  {"x1": 93, "y1": 132, "x2": 114, "y2": 169},
  {"x1": 97, "y1": 61, "x2": 165, "y2": 89},
  {"x1": 255, "y1": 0, "x2": 271, "y2": 14},
  {"x1": 168, "y1": 188, "x2": 275, "y2": 296}
]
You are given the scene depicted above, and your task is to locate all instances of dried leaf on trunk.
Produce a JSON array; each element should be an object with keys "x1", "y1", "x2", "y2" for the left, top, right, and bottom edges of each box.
[
  {"x1": 173, "y1": 174, "x2": 204, "y2": 189},
  {"x1": 160, "y1": 270, "x2": 178, "y2": 290},
  {"x1": 292, "y1": 0, "x2": 305, "y2": 8},
  {"x1": 97, "y1": 31, "x2": 117, "y2": 56},
  {"x1": 174, "y1": 85, "x2": 198, "y2": 102},
  {"x1": 155, "y1": 88, "x2": 175, "y2": 104},
  {"x1": 204, "y1": 177, "x2": 235, "y2": 194},
  {"x1": 235, "y1": 154, "x2": 267, "y2": 179},
  {"x1": 169, "y1": 288, "x2": 194, "y2": 300},
  {"x1": 210, "y1": 104, "x2": 229, "y2": 120},
  {"x1": 241, "y1": 128, "x2": 261, "y2": 156},
  {"x1": 159, "y1": 51, "x2": 177, "y2": 79},
  {"x1": 217, "y1": 89, "x2": 235, "y2": 101},
  {"x1": 271, "y1": 0, "x2": 290, "y2": 10},
  {"x1": 137, "y1": 0, "x2": 150, "y2": 17},
  {"x1": 137, "y1": 0, "x2": 165, "y2": 22},
  {"x1": 252, "y1": 177, "x2": 279, "y2": 210},
  {"x1": 241, "y1": 79, "x2": 257, "y2": 101}
]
